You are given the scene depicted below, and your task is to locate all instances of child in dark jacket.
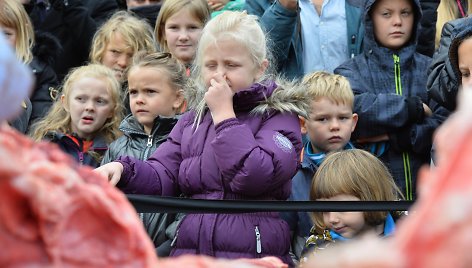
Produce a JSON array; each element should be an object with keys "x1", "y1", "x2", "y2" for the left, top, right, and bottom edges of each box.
[
  {"x1": 302, "y1": 149, "x2": 404, "y2": 263},
  {"x1": 334, "y1": 0, "x2": 449, "y2": 200},
  {"x1": 97, "y1": 11, "x2": 309, "y2": 266},
  {"x1": 101, "y1": 52, "x2": 185, "y2": 256},
  {"x1": 281, "y1": 71, "x2": 358, "y2": 263},
  {"x1": 30, "y1": 64, "x2": 123, "y2": 167}
]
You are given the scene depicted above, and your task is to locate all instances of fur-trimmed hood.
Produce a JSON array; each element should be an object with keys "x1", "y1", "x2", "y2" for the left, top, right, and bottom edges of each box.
[{"x1": 184, "y1": 79, "x2": 309, "y2": 119}]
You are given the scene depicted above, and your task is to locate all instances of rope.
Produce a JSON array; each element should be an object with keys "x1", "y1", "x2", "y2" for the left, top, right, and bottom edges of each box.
[{"x1": 127, "y1": 195, "x2": 413, "y2": 213}]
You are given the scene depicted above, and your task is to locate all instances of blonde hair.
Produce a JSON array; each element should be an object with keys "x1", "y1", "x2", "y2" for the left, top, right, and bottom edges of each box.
[
  {"x1": 310, "y1": 149, "x2": 403, "y2": 234},
  {"x1": 90, "y1": 11, "x2": 156, "y2": 64},
  {"x1": 191, "y1": 11, "x2": 269, "y2": 126},
  {"x1": 128, "y1": 51, "x2": 187, "y2": 112},
  {"x1": 0, "y1": 0, "x2": 34, "y2": 64},
  {"x1": 301, "y1": 71, "x2": 354, "y2": 114},
  {"x1": 436, "y1": 0, "x2": 472, "y2": 48},
  {"x1": 155, "y1": 0, "x2": 210, "y2": 52},
  {"x1": 30, "y1": 64, "x2": 123, "y2": 144}
]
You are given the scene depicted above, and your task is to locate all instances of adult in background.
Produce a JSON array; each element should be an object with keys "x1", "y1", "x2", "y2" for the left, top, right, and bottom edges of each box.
[{"x1": 245, "y1": 0, "x2": 364, "y2": 79}]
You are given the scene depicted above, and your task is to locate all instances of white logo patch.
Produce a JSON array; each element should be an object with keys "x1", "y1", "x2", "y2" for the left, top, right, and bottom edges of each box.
[{"x1": 273, "y1": 132, "x2": 293, "y2": 153}]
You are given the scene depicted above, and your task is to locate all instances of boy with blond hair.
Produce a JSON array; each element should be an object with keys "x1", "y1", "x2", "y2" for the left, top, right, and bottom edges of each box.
[{"x1": 281, "y1": 71, "x2": 358, "y2": 263}]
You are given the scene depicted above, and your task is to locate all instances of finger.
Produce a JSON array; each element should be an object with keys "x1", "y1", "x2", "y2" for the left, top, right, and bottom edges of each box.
[
  {"x1": 109, "y1": 173, "x2": 121, "y2": 186},
  {"x1": 210, "y1": 78, "x2": 218, "y2": 87}
]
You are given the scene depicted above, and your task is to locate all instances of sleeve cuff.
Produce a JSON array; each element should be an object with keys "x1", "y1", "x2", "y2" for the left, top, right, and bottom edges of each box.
[
  {"x1": 214, "y1": 117, "x2": 239, "y2": 134},
  {"x1": 406, "y1": 96, "x2": 424, "y2": 123},
  {"x1": 115, "y1": 158, "x2": 132, "y2": 188}
]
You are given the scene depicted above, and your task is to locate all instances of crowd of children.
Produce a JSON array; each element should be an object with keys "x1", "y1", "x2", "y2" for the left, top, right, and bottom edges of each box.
[{"x1": 1, "y1": 0, "x2": 466, "y2": 266}]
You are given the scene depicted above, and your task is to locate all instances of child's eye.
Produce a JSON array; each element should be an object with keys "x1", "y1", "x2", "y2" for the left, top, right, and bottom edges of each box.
[
  {"x1": 401, "y1": 10, "x2": 412, "y2": 16},
  {"x1": 146, "y1": 89, "x2": 157, "y2": 94},
  {"x1": 382, "y1": 12, "x2": 391, "y2": 17},
  {"x1": 75, "y1": 96, "x2": 85, "y2": 102},
  {"x1": 129, "y1": 89, "x2": 137, "y2": 95},
  {"x1": 462, "y1": 72, "x2": 470, "y2": 78},
  {"x1": 96, "y1": 98, "x2": 109, "y2": 105},
  {"x1": 205, "y1": 64, "x2": 217, "y2": 70},
  {"x1": 316, "y1": 118, "x2": 327, "y2": 122}
]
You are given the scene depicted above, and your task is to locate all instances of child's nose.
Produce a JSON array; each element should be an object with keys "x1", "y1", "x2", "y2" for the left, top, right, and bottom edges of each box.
[
  {"x1": 392, "y1": 14, "x2": 402, "y2": 26},
  {"x1": 85, "y1": 101, "x2": 95, "y2": 111},
  {"x1": 327, "y1": 212, "x2": 340, "y2": 224},
  {"x1": 178, "y1": 30, "x2": 190, "y2": 40},
  {"x1": 330, "y1": 119, "x2": 340, "y2": 130},
  {"x1": 117, "y1": 55, "x2": 129, "y2": 68}
]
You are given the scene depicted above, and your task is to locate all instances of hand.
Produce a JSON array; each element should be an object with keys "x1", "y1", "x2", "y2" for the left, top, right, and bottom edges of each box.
[
  {"x1": 423, "y1": 103, "x2": 433, "y2": 117},
  {"x1": 94, "y1": 162, "x2": 124, "y2": 186},
  {"x1": 279, "y1": 0, "x2": 298, "y2": 10},
  {"x1": 204, "y1": 73, "x2": 236, "y2": 124},
  {"x1": 356, "y1": 134, "x2": 389, "y2": 143},
  {"x1": 207, "y1": 0, "x2": 229, "y2": 11}
]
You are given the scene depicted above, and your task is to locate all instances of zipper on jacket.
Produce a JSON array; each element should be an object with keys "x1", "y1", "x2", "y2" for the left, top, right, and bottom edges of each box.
[
  {"x1": 350, "y1": 34, "x2": 356, "y2": 58},
  {"x1": 78, "y1": 151, "x2": 84, "y2": 165},
  {"x1": 393, "y1": 54, "x2": 413, "y2": 201},
  {"x1": 255, "y1": 226, "x2": 262, "y2": 254},
  {"x1": 147, "y1": 135, "x2": 153, "y2": 147},
  {"x1": 393, "y1": 54, "x2": 402, "y2": 95},
  {"x1": 170, "y1": 230, "x2": 179, "y2": 247}
]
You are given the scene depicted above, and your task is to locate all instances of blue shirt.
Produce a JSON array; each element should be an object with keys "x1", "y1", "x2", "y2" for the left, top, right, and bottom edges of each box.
[{"x1": 299, "y1": 0, "x2": 348, "y2": 73}]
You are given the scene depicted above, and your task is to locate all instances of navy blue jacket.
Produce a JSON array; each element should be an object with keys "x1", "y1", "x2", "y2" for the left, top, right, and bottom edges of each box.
[
  {"x1": 45, "y1": 131, "x2": 108, "y2": 168},
  {"x1": 334, "y1": 0, "x2": 449, "y2": 200}
]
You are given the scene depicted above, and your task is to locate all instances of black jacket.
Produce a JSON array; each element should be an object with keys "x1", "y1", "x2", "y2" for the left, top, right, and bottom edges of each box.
[
  {"x1": 10, "y1": 99, "x2": 32, "y2": 134},
  {"x1": 25, "y1": 0, "x2": 118, "y2": 81},
  {"x1": 417, "y1": 0, "x2": 440, "y2": 57},
  {"x1": 427, "y1": 17, "x2": 471, "y2": 111},
  {"x1": 28, "y1": 32, "x2": 60, "y2": 127}
]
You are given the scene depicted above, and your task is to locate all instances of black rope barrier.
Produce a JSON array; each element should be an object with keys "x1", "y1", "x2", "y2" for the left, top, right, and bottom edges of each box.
[{"x1": 127, "y1": 195, "x2": 414, "y2": 213}]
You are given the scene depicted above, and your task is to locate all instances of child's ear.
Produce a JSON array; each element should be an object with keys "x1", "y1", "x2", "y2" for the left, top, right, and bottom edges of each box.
[
  {"x1": 173, "y1": 90, "x2": 185, "y2": 112},
  {"x1": 255, "y1": 59, "x2": 269, "y2": 80},
  {"x1": 351, "y1": 113, "x2": 358, "y2": 132},
  {"x1": 299, "y1": 115, "x2": 307, "y2": 135},
  {"x1": 60, "y1": 95, "x2": 69, "y2": 112}
]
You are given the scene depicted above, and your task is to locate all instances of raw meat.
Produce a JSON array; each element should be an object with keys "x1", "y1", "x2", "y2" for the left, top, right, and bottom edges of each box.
[{"x1": 0, "y1": 126, "x2": 158, "y2": 267}]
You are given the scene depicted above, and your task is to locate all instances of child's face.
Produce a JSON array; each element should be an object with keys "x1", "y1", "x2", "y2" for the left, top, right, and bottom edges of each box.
[
  {"x1": 319, "y1": 194, "x2": 369, "y2": 239},
  {"x1": 458, "y1": 38, "x2": 472, "y2": 87},
  {"x1": 63, "y1": 77, "x2": 114, "y2": 140},
  {"x1": 101, "y1": 33, "x2": 133, "y2": 81},
  {"x1": 371, "y1": 0, "x2": 414, "y2": 50},
  {"x1": 164, "y1": 8, "x2": 203, "y2": 65},
  {"x1": 0, "y1": 24, "x2": 17, "y2": 48},
  {"x1": 304, "y1": 97, "x2": 357, "y2": 153},
  {"x1": 128, "y1": 66, "x2": 182, "y2": 134},
  {"x1": 202, "y1": 39, "x2": 267, "y2": 93}
]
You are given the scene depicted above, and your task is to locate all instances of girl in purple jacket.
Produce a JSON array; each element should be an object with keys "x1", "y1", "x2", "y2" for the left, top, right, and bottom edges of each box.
[{"x1": 96, "y1": 10, "x2": 308, "y2": 266}]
